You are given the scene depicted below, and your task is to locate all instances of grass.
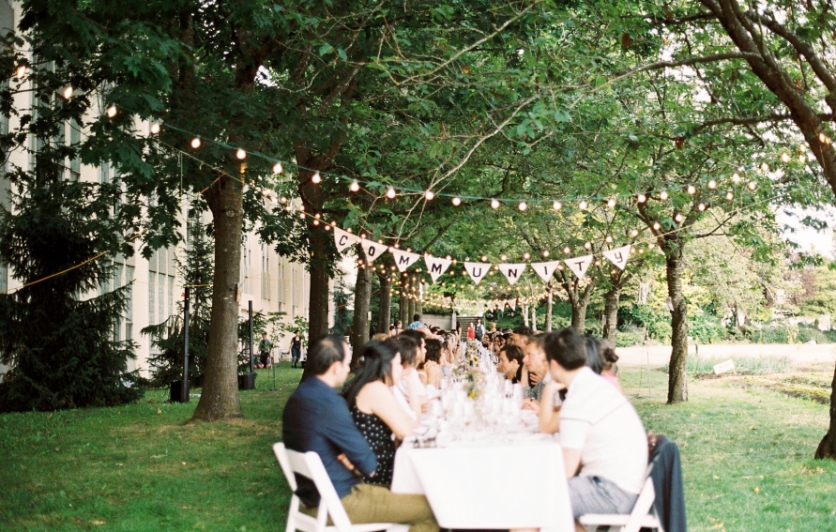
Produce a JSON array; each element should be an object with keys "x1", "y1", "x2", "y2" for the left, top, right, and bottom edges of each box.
[
  {"x1": 1, "y1": 361, "x2": 835, "y2": 531},
  {"x1": 676, "y1": 354, "x2": 794, "y2": 375}
]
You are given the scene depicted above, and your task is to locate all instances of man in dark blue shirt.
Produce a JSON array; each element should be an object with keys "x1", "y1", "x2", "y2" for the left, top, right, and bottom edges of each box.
[{"x1": 282, "y1": 335, "x2": 438, "y2": 532}]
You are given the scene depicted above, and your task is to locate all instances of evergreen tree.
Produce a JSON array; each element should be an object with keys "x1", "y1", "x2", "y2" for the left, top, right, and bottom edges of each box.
[
  {"x1": 144, "y1": 214, "x2": 213, "y2": 387},
  {"x1": 0, "y1": 143, "x2": 140, "y2": 412}
]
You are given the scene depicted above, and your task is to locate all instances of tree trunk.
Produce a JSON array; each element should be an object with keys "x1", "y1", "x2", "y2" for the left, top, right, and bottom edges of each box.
[
  {"x1": 571, "y1": 300, "x2": 587, "y2": 333},
  {"x1": 815, "y1": 363, "x2": 836, "y2": 459},
  {"x1": 406, "y1": 276, "x2": 417, "y2": 323},
  {"x1": 603, "y1": 286, "x2": 621, "y2": 345},
  {"x1": 545, "y1": 286, "x2": 553, "y2": 332},
  {"x1": 531, "y1": 305, "x2": 537, "y2": 331},
  {"x1": 308, "y1": 225, "x2": 331, "y2": 343},
  {"x1": 522, "y1": 305, "x2": 529, "y2": 327},
  {"x1": 666, "y1": 242, "x2": 689, "y2": 404},
  {"x1": 351, "y1": 250, "x2": 372, "y2": 357},
  {"x1": 376, "y1": 271, "x2": 392, "y2": 335},
  {"x1": 399, "y1": 277, "x2": 409, "y2": 327},
  {"x1": 193, "y1": 176, "x2": 243, "y2": 421}
]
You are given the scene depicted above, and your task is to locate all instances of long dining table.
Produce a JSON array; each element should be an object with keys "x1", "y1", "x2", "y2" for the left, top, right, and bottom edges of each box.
[{"x1": 390, "y1": 418, "x2": 575, "y2": 532}]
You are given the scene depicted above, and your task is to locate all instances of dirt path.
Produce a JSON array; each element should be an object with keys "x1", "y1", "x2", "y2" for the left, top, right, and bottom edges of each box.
[{"x1": 617, "y1": 342, "x2": 836, "y2": 367}]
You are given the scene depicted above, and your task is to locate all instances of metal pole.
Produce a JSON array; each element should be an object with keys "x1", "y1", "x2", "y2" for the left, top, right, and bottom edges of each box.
[
  {"x1": 182, "y1": 286, "x2": 190, "y2": 403},
  {"x1": 248, "y1": 300, "x2": 254, "y2": 374}
]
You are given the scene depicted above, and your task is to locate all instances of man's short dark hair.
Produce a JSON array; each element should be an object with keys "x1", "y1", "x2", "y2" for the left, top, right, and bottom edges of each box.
[
  {"x1": 305, "y1": 335, "x2": 348, "y2": 376},
  {"x1": 512, "y1": 325, "x2": 533, "y2": 338},
  {"x1": 391, "y1": 334, "x2": 420, "y2": 366},
  {"x1": 412, "y1": 314, "x2": 420, "y2": 323},
  {"x1": 544, "y1": 328, "x2": 587, "y2": 370}
]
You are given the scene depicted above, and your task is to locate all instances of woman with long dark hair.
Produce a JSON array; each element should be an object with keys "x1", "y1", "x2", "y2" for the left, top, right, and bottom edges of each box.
[{"x1": 342, "y1": 339, "x2": 418, "y2": 487}]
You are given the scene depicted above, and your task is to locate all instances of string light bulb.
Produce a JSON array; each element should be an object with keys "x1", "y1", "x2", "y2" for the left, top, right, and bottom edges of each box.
[
  {"x1": 481, "y1": 255, "x2": 488, "y2": 262},
  {"x1": 491, "y1": 199, "x2": 500, "y2": 209},
  {"x1": 553, "y1": 201, "x2": 562, "y2": 210},
  {"x1": 62, "y1": 86, "x2": 73, "y2": 99},
  {"x1": 452, "y1": 196, "x2": 461, "y2": 206},
  {"x1": 386, "y1": 187, "x2": 396, "y2": 199},
  {"x1": 523, "y1": 252, "x2": 530, "y2": 259},
  {"x1": 708, "y1": 180, "x2": 716, "y2": 189},
  {"x1": 273, "y1": 162, "x2": 283, "y2": 174},
  {"x1": 674, "y1": 213, "x2": 684, "y2": 223},
  {"x1": 150, "y1": 123, "x2": 161, "y2": 134},
  {"x1": 660, "y1": 191, "x2": 669, "y2": 200},
  {"x1": 542, "y1": 250, "x2": 550, "y2": 257},
  {"x1": 106, "y1": 105, "x2": 117, "y2": 118},
  {"x1": 732, "y1": 172, "x2": 741, "y2": 183},
  {"x1": 820, "y1": 132, "x2": 831, "y2": 144},
  {"x1": 311, "y1": 172, "x2": 321, "y2": 184},
  {"x1": 652, "y1": 221, "x2": 661, "y2": 230},
  {"x1": 190, "y1": 137, "x2": 201, "y2": 149},
  {"x1": 15, "y1": 65, "x2": 26, "y2": 79},
  {"x1": 236, "y1": 149, "x2": 247, "y2": 160},
  {"x1": 607, "y1": 198, "x2": 616, "y2": 208},
  {"x1": 637, "y1": 194, "x2": 647, "y2": 203},
  {"x1": 781, "y1": 153, "x2": 790, "y2": 163},
  {"x1": 605, "y1": 235, "x2": 613, "y2": 243},
  {"x1": 760, "y1": 162, "x2": 769, "y2": 172},
  {"x1": 748, "y1": 181, "x2": 757, "y2": 190},
  {"x1": 425, "y1": 190, "x2": 435, "y2": 200},
  {"x1": 518, "y1": 201, "x2": 527, "y2": 211},
  {"x1": 501, "y1": 254, "x2": 507, "y2": 261},
  {"x1": 687, "y1": 185, "x2": 696, "y2": 195},
  {"x1": 698, "y1": 203, "x2": 706, "y2": 211},
  {"x1": 563, "y1": 246, "x2": 571, "y2": 254},
  {"x1": 584, "y1": 241, "x2": 592, "y2": 250},
  {"x1": 630, "y1": 229, "x2": 639, "y2": 237},
  {"x1": 579, "y1": 200, "x2": 588, "y2": 209},
  {"x1": 726, "y1": 191, "x2": 734, "y2": 200},
  {"x1": 349, "y1": 181, "x2": 360, "y2": 192}
]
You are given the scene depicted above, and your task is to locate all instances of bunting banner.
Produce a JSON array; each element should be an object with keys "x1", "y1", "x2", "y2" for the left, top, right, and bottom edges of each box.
[
  {"x1": 333, "y1": 227, "x2": 359, "y2": 254},
  {"x1": 564, "y1": 254, "x2": 593, "y2": 280},
  {"x1": 464, "y1": 262, "x2": 492, "y2": 285},
  {"x1": 359, "y1": 239, "x2": 389, "y2": 263},
  {"x1": 530, "y1": 260, "x2": 561, "y2": 284},
  {"x1": 602, "y1": 245, "x2": 632, "y2": 271},
  {"x1": 423, "y1": 255, "x2": 452, "y2": 282},
  {"x1": 498, "y1": 263, "x2": 527, "y2": 285},
  {"x1": 390, "y1": 248, "x2": 421, "y2": 272}
]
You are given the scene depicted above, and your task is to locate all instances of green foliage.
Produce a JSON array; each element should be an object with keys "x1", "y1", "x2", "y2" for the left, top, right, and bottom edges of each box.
[
  {"x1": 688, "y1": 309, "x2": 727, "y2": 344},
  {"x1": 0, "y1": 156, "x2": 141, "y2": 412},
  {"x1": 143, "y1": 216, "x2": 213, "y2": 387}
]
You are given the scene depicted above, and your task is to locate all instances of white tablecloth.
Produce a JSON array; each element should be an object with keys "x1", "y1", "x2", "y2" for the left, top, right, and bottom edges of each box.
[{"x1": 391, "y1": 435, "x2": 574, "y2": 531}]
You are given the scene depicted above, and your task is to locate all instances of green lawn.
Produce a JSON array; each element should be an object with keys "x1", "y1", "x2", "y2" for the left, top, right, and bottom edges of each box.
[{"x1": 1, "y1": 362, "x2": 834, "y2": 531}]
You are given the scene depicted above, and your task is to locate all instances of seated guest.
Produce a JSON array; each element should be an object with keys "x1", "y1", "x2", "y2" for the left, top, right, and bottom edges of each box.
[
  {"x1": 522, "y1": 333, "x2": 548, "y2": 400},
  {"x1": 282, "y1": 336, "x2": 438, "y2": 532},
  {"x1": 439, "y1": 335, "x2": 456, "y2": 376},
  {"x1": 419, "y1": 338, "x2": 444, "y2": 388},
  {"x1": 389, "y1": 335, "x2": 426, "y2": 420},
  {"x1": 407, "y1": 313, "x2": 423, "y2": 330},
  {"x1": 595, "y1": 338, "x2": 622, "y2": 392},
  {"x1": 496, "y1": 344, "x2": 524, "y2": 383},
  {"x1": 544, "y1": 328, "x2": 647, "y2": 527},
  {"x1": 343, "y1": 340, "x2": 418, "y2": 487},
  {"x1": 510, "y1": 325, "x2": 533, "y2": 349}
]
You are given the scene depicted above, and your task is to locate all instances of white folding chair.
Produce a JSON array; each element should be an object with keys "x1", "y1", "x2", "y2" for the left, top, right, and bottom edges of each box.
[
  {"x1": 578, "y1": 465, "x2": 663, "y2": 532},
  {"x1": 272, "y1": 443, "x2": 409, "y2": 532}
]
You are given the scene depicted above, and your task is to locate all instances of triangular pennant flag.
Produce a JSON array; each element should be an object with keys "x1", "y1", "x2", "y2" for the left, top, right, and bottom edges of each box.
[
  {"x1": 564, "y1": 254, "x2": 593, "y2": 279},
  {"x1": 498, "y1": 263, "x2": 527, "y2": 285},
  {"x1": 333, "y1": 227, "x2": 359, "y2": 254},
  {"x1": 530, "y1": 260, "x2": 561, "y2": 284},
  {"x1": 464, "y1": 262, "x2": 492, "y2": 285},
  {"x1": 390, "y1": 248, "x2": 421, "y2": 272},
  {"x1": 563, "y1": 255, "x2": 592, "y2": 279},
  {"x1": 602, "y1": 245, "x2": 632, "y2": 271},
  {"x1": 423, "y1": 255, "x2": 452, "y2": 282},
  {"x1": 509, "y1": 299, "x2": 517, "y2": 311},
  {"x1": 359, "y1": 239, "x2": 388, "y2": 263}
]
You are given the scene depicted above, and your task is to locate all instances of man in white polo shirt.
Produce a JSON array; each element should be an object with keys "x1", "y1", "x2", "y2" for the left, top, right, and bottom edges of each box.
[{"x1": 543, "y1": 328, "x2": 647, "y2": 529}]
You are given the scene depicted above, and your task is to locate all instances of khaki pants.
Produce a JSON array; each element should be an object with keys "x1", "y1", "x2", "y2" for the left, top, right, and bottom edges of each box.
[{"x1": 301, "y1": 483, "x2": 438, "y2": 532}]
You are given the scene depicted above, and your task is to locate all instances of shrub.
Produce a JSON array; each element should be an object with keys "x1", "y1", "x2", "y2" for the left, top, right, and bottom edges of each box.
[
  {"x1": 676, "y1": 354, "x2": 792, "y2": 375},
  {"x1": 614, "y1": 331, "x2": 644, "y2": 347}
]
